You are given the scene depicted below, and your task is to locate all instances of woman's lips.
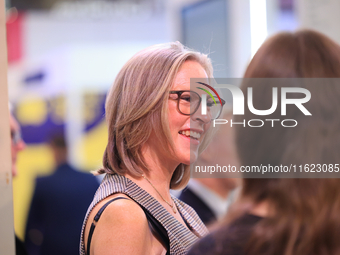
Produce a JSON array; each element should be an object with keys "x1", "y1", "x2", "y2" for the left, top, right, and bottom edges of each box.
[
  {"x1": 178, "y1": 130, "x2": 201, "y2": 139},
  {"x1": 178, "y1": 129, "x2": 202, "y2": 145}
]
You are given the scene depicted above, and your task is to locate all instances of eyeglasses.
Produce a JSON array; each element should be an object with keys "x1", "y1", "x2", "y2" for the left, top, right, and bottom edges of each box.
[
  {"x1": 169, "y1": 90, "x2": 225, "y2": 120},
  {"x1": 11, "y1": 129, "x2": 22, "y2": 145}
]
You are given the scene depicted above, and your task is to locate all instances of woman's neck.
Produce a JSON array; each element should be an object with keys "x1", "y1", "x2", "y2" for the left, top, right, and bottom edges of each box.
[
  {"x1": 142, "y1": 142, "x2": 178, "y2": 181},
  {"x1": 125, "y1": 143, "x2": 178, "y2": 204}
]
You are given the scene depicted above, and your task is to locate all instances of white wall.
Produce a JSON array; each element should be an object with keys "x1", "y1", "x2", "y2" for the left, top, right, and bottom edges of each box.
[{"x1": 297, "y1": 0, "x2": 340, "y2": 44}]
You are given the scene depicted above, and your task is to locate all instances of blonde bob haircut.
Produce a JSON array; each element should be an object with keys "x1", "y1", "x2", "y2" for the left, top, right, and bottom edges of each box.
[{"x1": 98, "y1": 41, "x2": 214, "y2": 189}]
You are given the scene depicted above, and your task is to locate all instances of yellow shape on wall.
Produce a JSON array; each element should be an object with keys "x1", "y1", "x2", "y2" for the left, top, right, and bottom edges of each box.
[
  {"x1": 16, "y1": 98, "x2": 48, "y2": 125},
  {"x1": 12, "y1": 144, "x2": 54, "y2": 240},
  {"x1": 76, "y1": 120, "x2": 108, "y2": 171}
]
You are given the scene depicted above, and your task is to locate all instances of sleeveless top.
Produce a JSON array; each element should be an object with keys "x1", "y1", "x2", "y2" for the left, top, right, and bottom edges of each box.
[{"x1": 80, "y1": 174, "x2": 209, "y2": 255}]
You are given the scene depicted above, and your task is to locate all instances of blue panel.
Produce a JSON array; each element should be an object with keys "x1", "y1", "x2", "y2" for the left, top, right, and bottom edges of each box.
[{"x1": 182, "y1": 0, "x2": 231, "y2": 78}]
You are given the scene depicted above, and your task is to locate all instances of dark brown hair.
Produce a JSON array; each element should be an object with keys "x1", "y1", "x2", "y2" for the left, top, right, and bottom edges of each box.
[{"x1": 234, "y1": 30, "x2": 340, "y2": 255}]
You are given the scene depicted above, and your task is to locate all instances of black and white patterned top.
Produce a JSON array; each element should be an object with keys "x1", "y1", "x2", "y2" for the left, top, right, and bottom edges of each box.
[{"x1": 80, "y1": 173, "x2": 209, "y2": 255}]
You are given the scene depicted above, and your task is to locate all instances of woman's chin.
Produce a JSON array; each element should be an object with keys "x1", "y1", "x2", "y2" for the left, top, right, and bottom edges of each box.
[
  {"x1": 189, "y1": 151, "x2": 198, "y2": 164},
  {"x1": 176, "y1": 149, "x2": 199, "y2": 165}
]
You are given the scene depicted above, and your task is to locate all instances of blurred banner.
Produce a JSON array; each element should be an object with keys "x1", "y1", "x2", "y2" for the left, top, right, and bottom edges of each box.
[{"x1": 12, "y1": 92, "x2": 107, "y2": 239}]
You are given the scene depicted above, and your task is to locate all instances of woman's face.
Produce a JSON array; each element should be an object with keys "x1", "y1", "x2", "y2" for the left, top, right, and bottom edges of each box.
[{"x1": 168, "y1": 60, "x2": 211, "y2": 165}]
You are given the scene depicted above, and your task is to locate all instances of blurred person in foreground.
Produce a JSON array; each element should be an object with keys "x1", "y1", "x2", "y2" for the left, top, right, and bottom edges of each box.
[
  {"x1": 9, "y1": 112, "x2": 28, "y2": 255},
  {"x1": 188, "y1": 30, "x2": 340, "y2": 255},
  {"x1": 25, "y1": 134, "x2": 99, "y2": 255},
  {"x1": 179, "y1": 110, "x2": 240, "y2": 226},
  {"x1": 81, "y1": 42, "x2": 224, "y2": 255}
]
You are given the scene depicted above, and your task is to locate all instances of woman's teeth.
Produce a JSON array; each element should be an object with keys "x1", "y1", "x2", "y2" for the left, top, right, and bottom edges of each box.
[{"x1": 179, "y1": 130, "x2": 201, "y2": 139}]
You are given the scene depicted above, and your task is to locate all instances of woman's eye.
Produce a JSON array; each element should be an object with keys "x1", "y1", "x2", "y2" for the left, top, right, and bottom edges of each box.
[
  {"x1": 180, "y1": 96, "x2": 191, "y2": 102},
  {"x1": 207, "y1": 100, "x2": 215, "y2": 107}
]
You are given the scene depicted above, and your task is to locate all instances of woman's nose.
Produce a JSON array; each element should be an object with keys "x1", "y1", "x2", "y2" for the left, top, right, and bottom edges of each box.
[{"x1": 191, "y1": 100, "x2": 211, "y2": 124}]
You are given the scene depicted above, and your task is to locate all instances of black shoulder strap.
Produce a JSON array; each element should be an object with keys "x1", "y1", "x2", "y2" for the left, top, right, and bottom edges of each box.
[
  {"x1": 86, "y1": 197, "x2": 128, "y2": 255},
  {"x1": 86, "y1": 197, "x2": 170, "y2": 255}
]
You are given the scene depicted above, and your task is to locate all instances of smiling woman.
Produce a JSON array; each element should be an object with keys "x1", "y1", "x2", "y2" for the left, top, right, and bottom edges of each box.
[{"x1": 80, "y1": 42, "x2": 221, "y2": 255}]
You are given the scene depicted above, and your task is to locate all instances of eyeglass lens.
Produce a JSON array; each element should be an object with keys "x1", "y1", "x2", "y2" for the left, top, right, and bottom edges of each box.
[{"x1": 178, "y1": 91, "x2": 223, "y2": 120}]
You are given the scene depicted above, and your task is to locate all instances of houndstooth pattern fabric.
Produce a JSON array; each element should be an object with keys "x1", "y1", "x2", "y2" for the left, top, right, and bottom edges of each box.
[{"x1": 80, "y1": 173, "x2": 209, "y2": 255}]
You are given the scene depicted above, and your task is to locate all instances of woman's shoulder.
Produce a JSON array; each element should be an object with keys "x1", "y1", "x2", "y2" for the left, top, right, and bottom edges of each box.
[
  {"x1": 92, "y1": 194, "x2": 149, "y2": 234},
  {"x1": 95, "y1": 193, "x2": 145, "y2": 218},
  {"x1": 84, "y1": 193, "x2": 152, "y2": 255},
  {"x1": 86, "y1": 193, "x2": 148, "y2": 231}
]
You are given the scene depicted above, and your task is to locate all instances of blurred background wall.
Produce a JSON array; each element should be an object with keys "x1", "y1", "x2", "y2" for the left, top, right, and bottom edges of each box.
[
  {"x1": 1, "y1": 0, "x2": 15, "y2": 254},
  {"x1": 4, "y1": 0, "x2": 340, "y2": 242}
]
